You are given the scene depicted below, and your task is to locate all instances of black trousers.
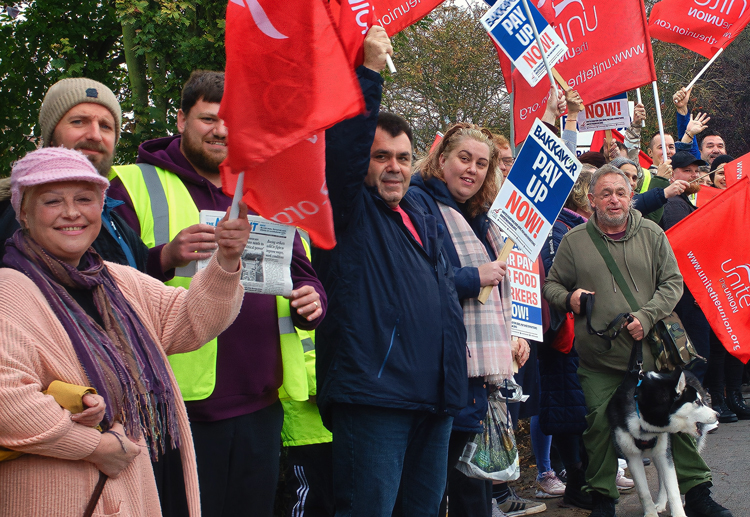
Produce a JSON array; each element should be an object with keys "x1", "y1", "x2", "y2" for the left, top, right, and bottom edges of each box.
[
  {"x1": 152, "y1": 446, "x2": 189, "y2": 517},
  {"x1": 438, "y1": 430, "x2": 493, "y2": 517},
  {"x1": 283, "y1": 442, "x2": 335, "y2": 517},
  {"x1": 705, "y1": 330, "x2": 746, "y2": 394},
  {"x1": 191, "y1": 401, "x2": 284, "y2": 517}
]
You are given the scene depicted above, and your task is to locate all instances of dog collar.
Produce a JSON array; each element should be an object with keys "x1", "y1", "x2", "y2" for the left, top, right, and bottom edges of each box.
[{"x1": 634, "y1": 435, "x2": 658, "y2": 450}]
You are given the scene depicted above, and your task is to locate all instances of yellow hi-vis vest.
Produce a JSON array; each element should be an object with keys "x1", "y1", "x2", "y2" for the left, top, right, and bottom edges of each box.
[
  {"x1": 640, "y1": 167, "x2": 652, "y2": 192},
  {"x1": 110, "y1": 164, "x2": 313, "y2": 402}
]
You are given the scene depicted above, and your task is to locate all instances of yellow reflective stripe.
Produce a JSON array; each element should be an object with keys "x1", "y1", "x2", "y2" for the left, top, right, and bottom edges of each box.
[{"x1": 109, "y1": 164, "x2": 217, "y2": 401}]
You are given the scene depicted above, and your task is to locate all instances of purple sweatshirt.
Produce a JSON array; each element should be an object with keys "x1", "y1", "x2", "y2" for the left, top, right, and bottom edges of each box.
[{"x1": 108, "y1": 135, "x2": 327, "y2": 421}]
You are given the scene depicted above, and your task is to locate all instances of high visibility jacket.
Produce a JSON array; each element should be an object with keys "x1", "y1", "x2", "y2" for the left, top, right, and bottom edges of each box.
[
  {"x1": 640, "y1": 167, "x2": 652, "y2": 192},
  {"x1": 110, "y1": 164, "x2": 313, "y2": 402}
]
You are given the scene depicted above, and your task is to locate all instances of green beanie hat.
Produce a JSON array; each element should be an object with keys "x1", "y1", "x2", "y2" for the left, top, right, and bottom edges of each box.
[{"x1": 39, "y1": 78, "x2": 122, "y2": 147}]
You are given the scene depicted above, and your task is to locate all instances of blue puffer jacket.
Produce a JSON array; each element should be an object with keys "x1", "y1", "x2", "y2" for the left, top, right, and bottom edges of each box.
[
  {"x1": 406, "y1": 174, "x2": 496, "y2": 433},
  {"x1": 538, "y1": 208, "x2": 588, "y2": 436},
  {"x1": 312, "y1": 67, "x2": 467, "y2": 426}
]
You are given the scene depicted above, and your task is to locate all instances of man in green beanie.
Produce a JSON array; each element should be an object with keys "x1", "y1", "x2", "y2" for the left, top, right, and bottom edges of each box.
[{"x1": 0, "y1": 78, "x2": 150, "y2": 274}]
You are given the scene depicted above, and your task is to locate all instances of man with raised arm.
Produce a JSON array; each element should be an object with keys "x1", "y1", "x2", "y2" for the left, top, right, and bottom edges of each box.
[{"x1": 312, "y1": 27, "x2": 467, "y2": 517}]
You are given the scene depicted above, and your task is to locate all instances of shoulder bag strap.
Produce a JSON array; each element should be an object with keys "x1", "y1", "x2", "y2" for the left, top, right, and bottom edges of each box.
[
  {"x1": 584, "y1": 223, "x2": 639, "y2": 312},
  {"x1": 585, "y1": 222, "x2": 643, "y2": 372}
]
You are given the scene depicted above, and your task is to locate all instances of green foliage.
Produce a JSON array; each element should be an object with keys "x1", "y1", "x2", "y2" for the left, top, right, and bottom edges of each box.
[
  {"x1": 0, "y1": 1, "x2": 227, "y2": 176},
  {"x1": 0, "y1": 0, "x2": 124, "y2": 174}
]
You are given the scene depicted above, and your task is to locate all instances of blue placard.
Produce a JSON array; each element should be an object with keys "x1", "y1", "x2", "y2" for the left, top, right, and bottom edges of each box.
[
  {"x1": 484, "y1": 0, "x2": 551, "y2": 61},
  {"x1": 511, "y1": 302, "x2": 543, "y2": 325},
  {"x1": 504, "y1": 124, "x2": 577, "y2": 224}
]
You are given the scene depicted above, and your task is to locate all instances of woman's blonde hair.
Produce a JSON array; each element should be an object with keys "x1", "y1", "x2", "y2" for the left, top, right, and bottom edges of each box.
[
  {"x1": 564, "y1": 165, "x2": 595, "y2": 213},
  {"x1": 415, "y1": 123, "x2": 498, "y2": 218}
]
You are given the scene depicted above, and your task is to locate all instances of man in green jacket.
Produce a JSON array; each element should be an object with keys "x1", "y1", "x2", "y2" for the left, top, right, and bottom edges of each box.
[{"x1": 543, "y1": 165, "x2": 732, "y2": 517}]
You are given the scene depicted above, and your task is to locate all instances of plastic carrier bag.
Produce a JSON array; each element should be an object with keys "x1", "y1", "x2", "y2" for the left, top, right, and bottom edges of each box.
[{"x1": 455, "y1": 391, "x2": 520, "y2": 481}]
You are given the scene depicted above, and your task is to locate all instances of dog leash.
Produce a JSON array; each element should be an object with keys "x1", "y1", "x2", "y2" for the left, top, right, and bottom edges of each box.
[
  {"x1": 581, "y1": 292, "x2": 646, "y2": 415},
  {"x1": 580, "y1": 293, "x2": 632, "y2": 342}
]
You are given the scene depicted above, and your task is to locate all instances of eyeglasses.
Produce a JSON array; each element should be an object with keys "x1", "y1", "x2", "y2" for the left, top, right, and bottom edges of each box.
[
  {"x1": 594, "y1": 191, "x2": 630, "y2": 200},
  {"x1": 501, "y1": 157, "x2": 515, "y2": 167}
]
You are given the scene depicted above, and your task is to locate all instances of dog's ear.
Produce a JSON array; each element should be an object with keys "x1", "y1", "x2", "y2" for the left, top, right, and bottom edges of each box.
[{"x1": 675, "y1": 371, "x2": 687, "y2": 395}]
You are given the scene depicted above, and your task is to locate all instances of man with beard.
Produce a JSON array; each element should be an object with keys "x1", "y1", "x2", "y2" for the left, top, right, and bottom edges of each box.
[
  {"x1": 0, "y1": 78, "x2": 149, "y2": 272},
  {"x1": 108, "y1": 70, "x2": 327, "y2": 517},
  {"x1": 544, "y1": 164, "x2": 732, "y2": 517}
]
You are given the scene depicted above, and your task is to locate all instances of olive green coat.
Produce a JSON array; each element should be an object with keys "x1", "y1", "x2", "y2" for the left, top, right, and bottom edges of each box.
[{"x1": 543, "y1": 209, "x2": 683, "y2": 374}]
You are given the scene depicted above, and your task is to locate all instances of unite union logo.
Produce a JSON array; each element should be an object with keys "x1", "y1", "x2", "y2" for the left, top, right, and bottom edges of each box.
[{"x1": 230, "y1": 0, "x2": 288, "y2": 40}]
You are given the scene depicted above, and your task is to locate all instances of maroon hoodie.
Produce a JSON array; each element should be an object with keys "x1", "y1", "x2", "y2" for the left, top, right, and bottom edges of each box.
[{"x1": 108, "y1": 135, "x2": 327, "y2": 421}]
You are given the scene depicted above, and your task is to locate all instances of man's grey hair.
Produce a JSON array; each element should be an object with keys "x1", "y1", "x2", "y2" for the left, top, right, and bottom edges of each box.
[{"x1": 589, "y1": 164, "x2": 632, "y2": 195}]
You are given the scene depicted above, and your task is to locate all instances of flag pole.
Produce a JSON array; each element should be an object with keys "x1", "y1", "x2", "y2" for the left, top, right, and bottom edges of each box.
[
  {"x1": 229, "y1": 172, "x2": 245, "y2": 219},
  {"x1": 686, "y1": 47, "x2": 724, "y2": 90},
  {"x1": 652, "y1": 81, "x2": 668, "y2": 165},
  {"x1": 636, "y1": 88, "x2": 645, "y2": 127},
  {"x1": 477, "y1": 238, "x2": 515, "y2": 304},
  {"x1": 520, "y1": 0, "x2": 556, "y2": 91}
]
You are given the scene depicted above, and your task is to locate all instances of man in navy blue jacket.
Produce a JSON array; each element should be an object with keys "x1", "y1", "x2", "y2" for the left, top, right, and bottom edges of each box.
[{"x1": 312, "y1": 27, "x2": 467, "y2": 517}]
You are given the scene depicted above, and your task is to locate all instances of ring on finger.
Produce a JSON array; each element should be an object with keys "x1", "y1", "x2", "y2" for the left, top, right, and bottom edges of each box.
[{"x1": 314, "y1": 301, "x2": 319, "y2": 308}]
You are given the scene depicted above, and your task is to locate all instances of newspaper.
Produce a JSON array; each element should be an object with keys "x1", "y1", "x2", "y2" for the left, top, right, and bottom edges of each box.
[{"x1": 189, "y1": 210, "x2": 296, "y2": 296}]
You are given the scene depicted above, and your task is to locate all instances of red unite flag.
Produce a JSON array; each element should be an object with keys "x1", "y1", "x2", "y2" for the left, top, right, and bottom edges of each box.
[
  {"x1": 372, "y1": 0, "x2": 444, "y2": 36},
  {"x1": 589, "y1": 129, "x2": 654, "y2": 169},
  {"x1": 695, "y1": 185, "x2": 723, "y2": 207},
  {"x1": 649, "y1": 0, "x2": 750, "y2": 58},
  {"x1": 724, "y1": 151, "x2": 750, "y2": 188},
  {"x1": 510, "y1": 0, "x2": 656, "y2": 145},
  {"x1": 666, "y1": 176, "x2": 750, "y2": 362},
  {"x1": 330, "y1": 0, "x2": 375, "y2": 67},
  {"x1": 220, "y1": 0, "x2": 365, "y2": 249}
]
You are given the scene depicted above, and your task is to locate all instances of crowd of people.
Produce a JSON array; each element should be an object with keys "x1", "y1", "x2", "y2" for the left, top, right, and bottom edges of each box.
[{"x1": 0, "y1": 25, "x2": 742, "y2": 517}]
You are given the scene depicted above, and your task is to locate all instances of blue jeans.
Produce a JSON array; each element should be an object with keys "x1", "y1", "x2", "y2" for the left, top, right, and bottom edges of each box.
[{"x1": 331, "y1": 403, "x2": 453, "y2": 517}]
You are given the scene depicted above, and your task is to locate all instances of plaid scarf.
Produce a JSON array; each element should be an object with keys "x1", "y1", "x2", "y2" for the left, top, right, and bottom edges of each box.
[
  {"x1": 438, "y1": 204, "x2": 513, "y2": 382},
  {"x1": 3, "y1": 231, "x2": 180, "y2": 459}
]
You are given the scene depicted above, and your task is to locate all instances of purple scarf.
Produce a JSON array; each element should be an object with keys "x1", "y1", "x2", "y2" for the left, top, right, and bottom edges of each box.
[{"x1": 3, "y1": 230, "x2": 180, "y2": 459}]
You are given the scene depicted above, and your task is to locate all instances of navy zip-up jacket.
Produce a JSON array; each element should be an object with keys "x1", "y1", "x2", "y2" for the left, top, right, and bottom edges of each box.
[{"x1": 313, "y1": 67, "x2": 467, "y2": 426}]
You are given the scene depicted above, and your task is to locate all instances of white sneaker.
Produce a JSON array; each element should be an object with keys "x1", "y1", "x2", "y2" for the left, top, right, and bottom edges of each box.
[
  {"x1": 491, "y1": 499, "x2": 510, "y2": 517},
  {"x1": 534, "y1": 470, "x2": 566, "y2": 498},
  {"x1": 616, "y1": 467, "x2": 635, "y2": 491},
  {"x1": 618, "y1": 458, "x2": 627, "y2": 470},
  {"x1": 496, "y1": 488, "x2": 547, "y2": 516}
]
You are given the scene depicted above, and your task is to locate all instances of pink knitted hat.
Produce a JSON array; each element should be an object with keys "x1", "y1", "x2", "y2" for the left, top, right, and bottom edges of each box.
[{"x1": 11, "y1": 147, "x2": 110, "y2": 219}]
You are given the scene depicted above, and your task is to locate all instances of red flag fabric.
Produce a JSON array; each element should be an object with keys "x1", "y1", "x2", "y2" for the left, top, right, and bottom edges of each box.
[
  {"x1": 695, "y1": 184, "x2": 723, "y2": 206},
  {"x1": 724, "y1": 151, "x2": 750, "y2": 188},
  {"x1": 372, "y1": 0, "x2": 443, "y2": 36},
  {"x1": 331, "y1": 0, "x2": 375, "y2": 67},
  {"x1": 649, "y1": 0, "x2": 750, "y2": 58},
  {"x1": 511, "y1": 0, "x2": 655, "y2": 145},
  {"x1": 666, "y1": 177, "x2": 750, "y2": 362},
  {"x1": 429, "y1": 132, "x2": 443, "y2": 153},
  {"x1": 220, "y1": 133, "x2": 336, "y2": 249},
  {"x1": 220, "y1": 0, "x2": 365, "y2": 249},
  {"x1": 589, "y1": 129, "x2": 654, "y2": 169}
]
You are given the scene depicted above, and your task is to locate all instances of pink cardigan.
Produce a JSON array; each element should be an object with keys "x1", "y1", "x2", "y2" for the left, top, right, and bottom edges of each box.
[{"x1": 0, "y1": 255, "x2": 243, "y2": 516}]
